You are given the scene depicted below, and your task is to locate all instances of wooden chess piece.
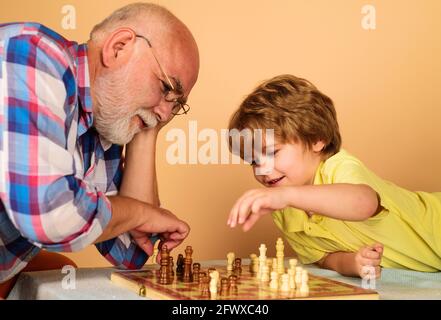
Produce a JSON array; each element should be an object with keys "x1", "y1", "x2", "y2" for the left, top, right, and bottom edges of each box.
[
  {"x1": 159, "y1": 245, "x2": 170, "y2": 285},
  {"x1": 228, "y1": 275, "x2": 238, "y2": 295},
  {"x1": 183, "y1": 246, "x2": 193, "y2": 283},
  {"x1": 200, "y1": 272, "x2": 209, "y2": 297},
  {"x1": 220, "y1": 277, "x2": 229, "y2": 296},
  {"x1": 233, "y1": 258, "x2": 242, "y2": 275},
  {"x1": 169, "y1": 256, "x2": 174, "y2": 277},
  {"x1": 176, "y1": 254, "x2": 184, "y2": 277},
  {"x1": 193, "y1": 263, "x2": 201, "y2": 283}
]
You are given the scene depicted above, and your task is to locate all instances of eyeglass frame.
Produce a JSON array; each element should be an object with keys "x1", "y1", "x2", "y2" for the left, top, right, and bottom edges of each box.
[{"x1": 135, "y1": 34, "x2": 190, "y2": 116}]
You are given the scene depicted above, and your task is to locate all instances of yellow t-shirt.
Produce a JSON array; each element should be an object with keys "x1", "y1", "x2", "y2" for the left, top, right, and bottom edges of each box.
[{"x1": 272, "y1": 149, "x2": 441, "y2": 272}]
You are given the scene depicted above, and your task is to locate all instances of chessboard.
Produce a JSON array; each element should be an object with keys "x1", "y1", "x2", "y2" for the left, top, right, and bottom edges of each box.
[{"x1": 110, "y1": 264, "x2": 379, "y2": 300}]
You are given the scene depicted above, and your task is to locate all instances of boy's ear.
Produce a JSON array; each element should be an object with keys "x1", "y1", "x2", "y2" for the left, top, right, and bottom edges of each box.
[{"x1": 312, "y1": 140, "x2": 326, "y2": 153}]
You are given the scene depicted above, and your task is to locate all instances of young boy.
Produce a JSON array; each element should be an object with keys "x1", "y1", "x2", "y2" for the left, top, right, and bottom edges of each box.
[{"x1": 227, "y1": 74, "x2": 441, "y2": 278}]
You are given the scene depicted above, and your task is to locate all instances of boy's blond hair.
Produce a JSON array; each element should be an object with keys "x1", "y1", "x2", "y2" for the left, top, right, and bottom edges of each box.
[{"x1": 228, "y1": 74, "x2": 342, "y2": 158}]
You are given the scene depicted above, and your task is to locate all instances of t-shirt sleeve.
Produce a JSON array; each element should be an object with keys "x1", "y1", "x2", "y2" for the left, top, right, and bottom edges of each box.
[{"x1": 321, "y1": 156, "x2": 393, "y2": 220}]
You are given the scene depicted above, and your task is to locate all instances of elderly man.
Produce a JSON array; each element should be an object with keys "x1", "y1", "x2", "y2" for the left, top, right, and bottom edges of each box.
[{"x1": 0, "y1": 3, "x2": 199, "y2": 297}]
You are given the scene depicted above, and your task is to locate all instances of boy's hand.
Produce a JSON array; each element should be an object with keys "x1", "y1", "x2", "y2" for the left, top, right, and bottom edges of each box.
[
  {"x1": 227, "y1": 187, "x2": 291, "y2": 231},
  {"x1": 355, "y1": 243, "x2": 383, "y2": 279}
]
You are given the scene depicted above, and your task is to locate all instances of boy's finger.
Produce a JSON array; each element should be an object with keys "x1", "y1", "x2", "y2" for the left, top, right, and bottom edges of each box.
[
  {"x1": 242, "y1": 212, "x2": 261, "y2": 232},
  {"x1": 229, "y1": 199, "x2": 242, "y2": 227},
  {"x1": 362, "y1": 249, "x2": 381, "y2": 259},
  {"x1": 360, "y1": 257, "x2": 381, "y2": 266}
]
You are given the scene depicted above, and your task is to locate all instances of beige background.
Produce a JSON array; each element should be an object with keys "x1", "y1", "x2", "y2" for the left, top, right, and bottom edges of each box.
[{"x1": 1, "y1": 0, "x2": 440, "y2": 267}]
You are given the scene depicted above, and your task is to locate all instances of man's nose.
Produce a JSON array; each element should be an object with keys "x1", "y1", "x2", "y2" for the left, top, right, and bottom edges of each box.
[{"x1": 153, "y1": 101, "x2": 173, "y2": 122}]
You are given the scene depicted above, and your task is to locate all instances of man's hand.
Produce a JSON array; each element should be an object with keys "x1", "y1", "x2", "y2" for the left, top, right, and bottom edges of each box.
[
  {"x1": 227, "y1": 187, "x2": 291, "y2": 231},
  {"x1": 131, "y1": 206, "x2": 190, "y2": 256},
  {"x1": 355, "y1": 243, "x2": 383, "y2": 279}
]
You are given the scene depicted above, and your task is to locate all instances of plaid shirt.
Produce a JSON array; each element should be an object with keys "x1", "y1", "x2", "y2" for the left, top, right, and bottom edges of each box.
[{"x1": 0, "y1": 23, "x2": 148, "y2": 282}]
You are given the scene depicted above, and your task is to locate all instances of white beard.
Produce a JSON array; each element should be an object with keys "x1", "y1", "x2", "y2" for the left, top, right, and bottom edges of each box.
[{"x1": 92, "y1": 60, "x2": 158, "y2": 145}]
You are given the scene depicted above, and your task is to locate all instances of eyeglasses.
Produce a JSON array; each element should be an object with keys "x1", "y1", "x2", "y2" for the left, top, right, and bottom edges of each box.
[{"x1": 135, "y1": 34, "x2": 190, "y2": 115}]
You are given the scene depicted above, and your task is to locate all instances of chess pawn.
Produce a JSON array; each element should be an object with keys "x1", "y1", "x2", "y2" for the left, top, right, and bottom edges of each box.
[
  {"x1": 269, "y1": 271, "x2": 279, "y2": 290},
  {"x1": 193, "y1": 263, "x2": 201, "y2": 283},
  {"x1": 228, "y1": 275, "x2": 238, "y2": 295},
  {"x1": 200, "y1": 272, "x2": 209, "y2": 295},
  {"x1": 252, "y1": 256, "x2": 259, "y2": 273},
  {"x1": 249, "y1": 254, "x2": 257, "y2": 273},
  {"x1": 295, "y1": 267, "x2": 303, "y2": 287},
  {"x1": 209, "y1": 270, "x2": 219, "y2": 294},
  {"x1": 220, "y1": 277, "x2": 229, "y2": 296},
  {"x1": 288, "y1": 268, "x2": 296, "y2": 290},
  {"x1": 227, "y1": 252, "x2": 235, "y2": 272},
  {"x1": 280, "y1": 273, "x2": 290, "y2": 292},
  {"x1": 289, "y1": 258, "x2": 298, "y2": 271},
  {"x1": 176, "y1": 254, "x2": 184, "y2": 277},
  {"x1": 299, "y1": 281, "x2": 309, "y2": 296},
  {"x1": 271, "y1": 258, "x2": 278, "y2": 274},
  {"x1": 261, "y1": 265, "x2": 270, "y2": 282},
  {"x1": 233, "y1": 258, "x2": 242, "y2": 275},
  {"x1": 301, "y1": 270, "x2": 309, "y2": 283}
]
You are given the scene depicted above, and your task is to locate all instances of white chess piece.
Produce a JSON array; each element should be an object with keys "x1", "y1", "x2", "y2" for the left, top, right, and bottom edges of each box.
[
  {"x1": 289, "y1": 258, "x2": 298, "y2": 271},
  {"x1": 270, "y1": 271, "x2": 279, "y2": 290},
  {"x1": 227, "y1": 252, "x2": 235, "y2": 271},
  {"x1": 272, "y1": 258, "x2": 278, "y2": 273},
  {"x1": 288, "y1": 268, "x2": 296, "y2": 290},
  {"x1": 280, "y1": 273, "x2": 290, "y2": 292},
  {"x1": 209, "y1": 270, "x2": 219, "y2": 294},
  {"x1": 295, "y1": 267, "x2": 303, "y2": 287},
  {"x1": 258, "y1": 244, "x2": 267, "y2": 279},
  {"x1": 261, "y1": 265, "x2": 270, "y2": 282},
  {"x1": 276, "y1": 238, "x2": 285, "y2": 274}
]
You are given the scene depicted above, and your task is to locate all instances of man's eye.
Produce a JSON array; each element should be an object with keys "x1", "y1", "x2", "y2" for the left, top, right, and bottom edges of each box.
[
  {"x1": 161, "y1": 80, "x2": 172, "y2": 94},
  {"x1": 273, "y1": 149, "x2": 280, "y2": 155},
  {"x1": 250, "y1": 160, "x2": 257, "y2": 166}
]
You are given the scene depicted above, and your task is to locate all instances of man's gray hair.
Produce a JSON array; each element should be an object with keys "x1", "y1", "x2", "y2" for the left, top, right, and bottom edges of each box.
[{"x1": 90, "y1": 2, "x2": 177, "y2": 42}]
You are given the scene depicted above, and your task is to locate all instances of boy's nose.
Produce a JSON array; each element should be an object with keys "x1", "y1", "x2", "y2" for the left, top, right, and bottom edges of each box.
[{"x1": 254, "y1": 156, "x2": 274, "y2": 176}]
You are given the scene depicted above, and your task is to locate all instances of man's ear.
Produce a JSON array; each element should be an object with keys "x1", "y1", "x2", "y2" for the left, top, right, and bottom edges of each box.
[
  {"x1": 312, "y1": 140, "x2": 326, "y2": 153},
  {"x1": 101, "y1": 28, "x2": 137, "y2": 68}
]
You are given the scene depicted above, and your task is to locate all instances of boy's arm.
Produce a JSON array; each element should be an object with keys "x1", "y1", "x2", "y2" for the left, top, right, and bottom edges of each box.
[
  {"x1": 285, "y1": 184, "x2": 381, "y2": 221},
  {"x1": 317, "y1": 252, "x2": 359, "y2": 277},
  {"x1": 230, "y1": 183, "x2": 381, "y2": 231}
]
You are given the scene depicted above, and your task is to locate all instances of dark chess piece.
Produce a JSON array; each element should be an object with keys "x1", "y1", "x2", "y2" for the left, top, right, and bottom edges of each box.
[
  {"x1": 228, "y1": 275, "x2": 238, "y2": 295},
  {"x1": 176, "y1": 254, "x2": 184, "y2": 277},
  {"x1": 183, "y1": 246, "x2": 193, "y2": 283},
  {"x1": 169, "y1": 256, "x2": 175, "y2": 277},
  {"x1": 233, "y1": 258, "x2": 242, "y2": 275},
  {"x1": 220, "y1": 277, "x2": 229, "y2": 296},
  {"x1": 159, "y1": 245, "x2": 170, "y2": 285},
  {"x1": 193, "y1": 263, "x2": 201, "y2": 283},
  {"x1": 200, "y1": 272, "x2": 209, "y2": 297}
]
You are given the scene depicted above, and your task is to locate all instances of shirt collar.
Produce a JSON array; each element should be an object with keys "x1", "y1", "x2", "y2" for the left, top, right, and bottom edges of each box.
[
  {"x1": 75, "y1": 44, "x2": 113, "y2": 152},
  {"x1": 76, "y1": 43, "x2": 94, "y2": 137}
]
